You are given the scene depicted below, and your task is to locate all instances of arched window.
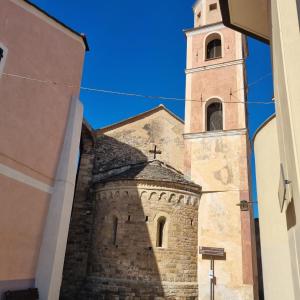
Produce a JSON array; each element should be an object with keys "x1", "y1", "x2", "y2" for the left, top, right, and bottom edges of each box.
[
  {"x1": 205, "y1": 33, "x2": 222, "y2": 60},
  {"x1": 112, "y1": 216, "x2": 118, "y2": 245},
  {"x1": 156, "y1": 217, "x2": 166, "y2": 248},
  {"x1": 207, "y1": 101, "x2": 223, "y2": 131}
]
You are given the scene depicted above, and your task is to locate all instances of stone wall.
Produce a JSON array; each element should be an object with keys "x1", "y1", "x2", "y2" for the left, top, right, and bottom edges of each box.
[
  {"x1": 61, "y1": 107, "x2": 200, "y2": 299},
  {"x1": 60, "y1": 124, "x2": 96, "y2": 300},
  {"x1": 83, "y1": 180, "x2": 200, "y2": 299},
  {"x1": 95, "y1": 107, "x2": 184, "y2": 173}
]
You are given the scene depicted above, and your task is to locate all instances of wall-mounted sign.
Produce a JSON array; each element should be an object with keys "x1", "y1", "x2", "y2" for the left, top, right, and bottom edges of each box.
[{"x1": 199, "y1": 246, "x2": 225, "y2": 257}]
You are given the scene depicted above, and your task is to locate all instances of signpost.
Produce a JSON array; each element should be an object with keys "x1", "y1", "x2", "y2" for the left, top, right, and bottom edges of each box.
[
  {"x1": 199, "y1": 247, "x2": 225, "y2": 257},
  {"x1": 199, "y1": 247, "x2": 226, "y2": 300}
]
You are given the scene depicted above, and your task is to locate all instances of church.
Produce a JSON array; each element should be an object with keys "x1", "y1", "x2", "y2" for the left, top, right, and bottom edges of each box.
[{"x1": 61, "y1": 1, "x2": 258, "y2": 299}]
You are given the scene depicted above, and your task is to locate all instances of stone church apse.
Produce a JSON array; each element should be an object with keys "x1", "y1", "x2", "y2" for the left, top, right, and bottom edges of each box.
[{"x1": 60, "y1": 106, "x2": 201, "y2": 299}]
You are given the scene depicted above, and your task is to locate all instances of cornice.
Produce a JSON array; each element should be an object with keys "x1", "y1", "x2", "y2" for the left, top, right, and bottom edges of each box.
[
  {"x1": 184, "y1": 128, "x2": 248, "y2": 139},
  {"x1": 94, "y1": 178, "x2": 201, "y2": 195},
  {"x1": 186, "y1": 59, "x2": 244, "y2": 74},
  {"x1": 17, "y1": 0, "x2": 89, "y2": 50},
  {"x1": 94, "y1": 185, "x2": 201, "y2": 207},
  {"x1": 184, "y1": 22, "x2": 225, "y2": 37}
]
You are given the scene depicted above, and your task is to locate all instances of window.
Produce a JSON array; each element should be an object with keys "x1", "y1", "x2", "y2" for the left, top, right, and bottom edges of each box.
[
  {"x1": 207, "y1": 101, "x2": 223, "y2": 131},
  {"x1": 209, "y1": 3, "x2": 217, "y2": 11},
  {"x1": 0, "y1": 43, "x2": 8, "y2": 75},
  {"x1": 206, "y1": 39, "x2": 221, "y2": 60},
  {"x1": 156, "y1": 217, "x2": 166, "y2": 248},
  {"x1": 112, "y1": 216, "x2": 118, "y2": 245},
  {"x1": 0, "y1": 48, "x2": 3, "y2": 62}
]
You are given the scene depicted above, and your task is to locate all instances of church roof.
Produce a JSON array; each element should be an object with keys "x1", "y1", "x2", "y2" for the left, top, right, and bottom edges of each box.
[
  {"x1": 97, "y1": 105, "x2": 183, "y2": 134},
  {"x1": 95, "y1": 160, "x2": 201, "y2": 191}
]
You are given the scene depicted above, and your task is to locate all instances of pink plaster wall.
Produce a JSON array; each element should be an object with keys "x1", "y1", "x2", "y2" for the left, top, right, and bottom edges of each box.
[
  {"x1": 186, "y1": 27, "x2": 246, "y2": 133},
  {"x1": 0, "y1": 175, "x2": 49, "y2": 280},
  {"x1": 205, "y1": 0, "x2": 222, "y2": 25},
  {"x1": 0, "y1": 0, "x2": 85, "y2": 287},
  {"x1": 191, "y1": 28, "x2": 237, "y2": 68},
  {"x1": 0, "y1": 0, "x2": 85, "y2": 182},
  {"x1": 194, "y1": 0, "x2": 223, "y2": 28},
  {"x1": 184, "y1": 12, "x2": 257, "y2": 297}
]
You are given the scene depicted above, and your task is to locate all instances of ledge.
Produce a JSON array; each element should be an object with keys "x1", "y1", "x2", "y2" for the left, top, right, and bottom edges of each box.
[{"x1": 184, "y1": 128, "x2": 248, "y2": 139}]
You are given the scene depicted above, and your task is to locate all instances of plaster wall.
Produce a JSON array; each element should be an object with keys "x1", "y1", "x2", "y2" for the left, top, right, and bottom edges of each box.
[
  {"x1": 205, "y1": 0, "x2": 222, "y2": 25},
  {"x1": 271, "y1": 1, "x2": 300, "y2": 297},
  {"x1": 0, "y1": 175, "x2": 49, "y2": 281},
  {"x1": 96, "y1": 108, "x2": 185, "y2": 173},
  {"x1": 185, "y1": 27, "x2": 246, "y2": 134},
  {"x1": 0, "y1": 0, "x2": 85, "y2": 182},
  {"x1": 193, "y1": 0, "x2": 222, "y2": 27},
  {"x1": 254, "y1": 116, "x2": 295, "y2": 300},
  {"x1": 187, "y1": 27, "x2": 239, "y2": 70},
  {"x1": 184, "y1": 12, "x2": 256, "y2": 298},
  {"x1": 185, "y1": 132, "x2": 256, "y2": 300},
  {"x1": 186, "y1": 66, "x2": 245, "y2": 133},
  {"x1": 0, "y1": 0, "x2": 85, "y2": 296}
]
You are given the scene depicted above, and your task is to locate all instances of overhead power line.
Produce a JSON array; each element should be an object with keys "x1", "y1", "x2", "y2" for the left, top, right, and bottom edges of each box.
[
  {"x1": 2, "y1": 72, "x2": 275, "y2": 105},
  {"x1": 231, "y1": 72, "x2": 272, "y2": 94}
]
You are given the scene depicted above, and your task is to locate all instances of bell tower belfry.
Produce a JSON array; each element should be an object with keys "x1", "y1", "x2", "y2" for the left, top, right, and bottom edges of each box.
[{"x1": 184, "y1": 1, "x2": 258, "y2": 299}]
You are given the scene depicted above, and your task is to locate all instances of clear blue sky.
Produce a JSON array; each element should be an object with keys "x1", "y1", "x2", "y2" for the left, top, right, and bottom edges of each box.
[{"x1": 31, "y1": 0, "x2": 275, "y2": 216}]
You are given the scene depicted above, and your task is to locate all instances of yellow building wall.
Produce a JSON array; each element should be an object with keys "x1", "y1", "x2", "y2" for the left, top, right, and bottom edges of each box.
[{"x1": 254, "y1": 116, "x2": 295, "y2": 300}]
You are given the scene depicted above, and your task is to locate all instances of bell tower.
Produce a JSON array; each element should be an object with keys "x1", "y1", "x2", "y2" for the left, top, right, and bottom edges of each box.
[{"x1": 184, "y1": 1, "x2": 258, "y2": 299}]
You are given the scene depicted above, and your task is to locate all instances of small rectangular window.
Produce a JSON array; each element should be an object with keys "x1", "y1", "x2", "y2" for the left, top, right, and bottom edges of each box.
[{"x1": 209, "y1": 3, "x2": 217, "y2": 11}]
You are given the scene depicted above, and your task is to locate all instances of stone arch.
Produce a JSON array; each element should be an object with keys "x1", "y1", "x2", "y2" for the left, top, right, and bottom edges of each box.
[
  {"x1": 192, "y1": 197, "x2": 199, "y2": 207},
  {"x1": 108, "y1": 191, "x2": 114, "y2": 200},
  {"x1": 178, "y1": 194, "x2": 185, "y2": 205},
  {"x1": 123, "y1": 190, "x2": 130, "y2": 199},
  {"x1": 168, "y1": 193, "x2": 176, "y2": 203},
  {"x1": 149, "y1": 192, "x2": 158, "y2": 201},
  {"x1": 114, "y1": 191, "x2": 120, "y2": 199},
  {"x1": 140, "y1": 190, "x2": 148, "y2": 201},
  {"x1": 159, "y1": 192, "x2": 168, "y2": 201},
  {"x1": 185, "y1": 195, "x2": 191, "y2": 205}
]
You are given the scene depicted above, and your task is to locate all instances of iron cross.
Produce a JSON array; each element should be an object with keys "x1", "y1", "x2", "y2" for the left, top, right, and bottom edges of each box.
[{"x1": 149, "y1": 145, "x2": 162, "y2": 159}]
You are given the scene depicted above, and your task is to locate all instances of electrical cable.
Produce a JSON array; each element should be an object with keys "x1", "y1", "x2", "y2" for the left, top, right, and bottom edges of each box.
[{"x1": 2, "y1": 72, "x2": 275, "y2": 105}]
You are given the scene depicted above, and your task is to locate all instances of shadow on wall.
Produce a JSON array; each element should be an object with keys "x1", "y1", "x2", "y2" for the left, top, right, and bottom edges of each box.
[{"x1": 60, "y1": 126, "x2": 165, "y2": 299}]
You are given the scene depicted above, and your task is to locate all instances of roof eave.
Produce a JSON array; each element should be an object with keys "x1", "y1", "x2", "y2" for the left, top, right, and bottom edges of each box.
[
  {"x1": 219, "y1": 0, "x2": 270, "y2": 44},
  {"x1": 96, "y1": 104, "x2": 184, "y2": 135},
  {"x1": 23, "y1": 0, "x2": 89, "y2": 51}
]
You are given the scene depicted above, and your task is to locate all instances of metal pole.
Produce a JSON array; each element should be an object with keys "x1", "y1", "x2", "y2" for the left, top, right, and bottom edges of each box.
[{"x1": 210, "y1": 259, "x2": 215, "y2": 300}]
